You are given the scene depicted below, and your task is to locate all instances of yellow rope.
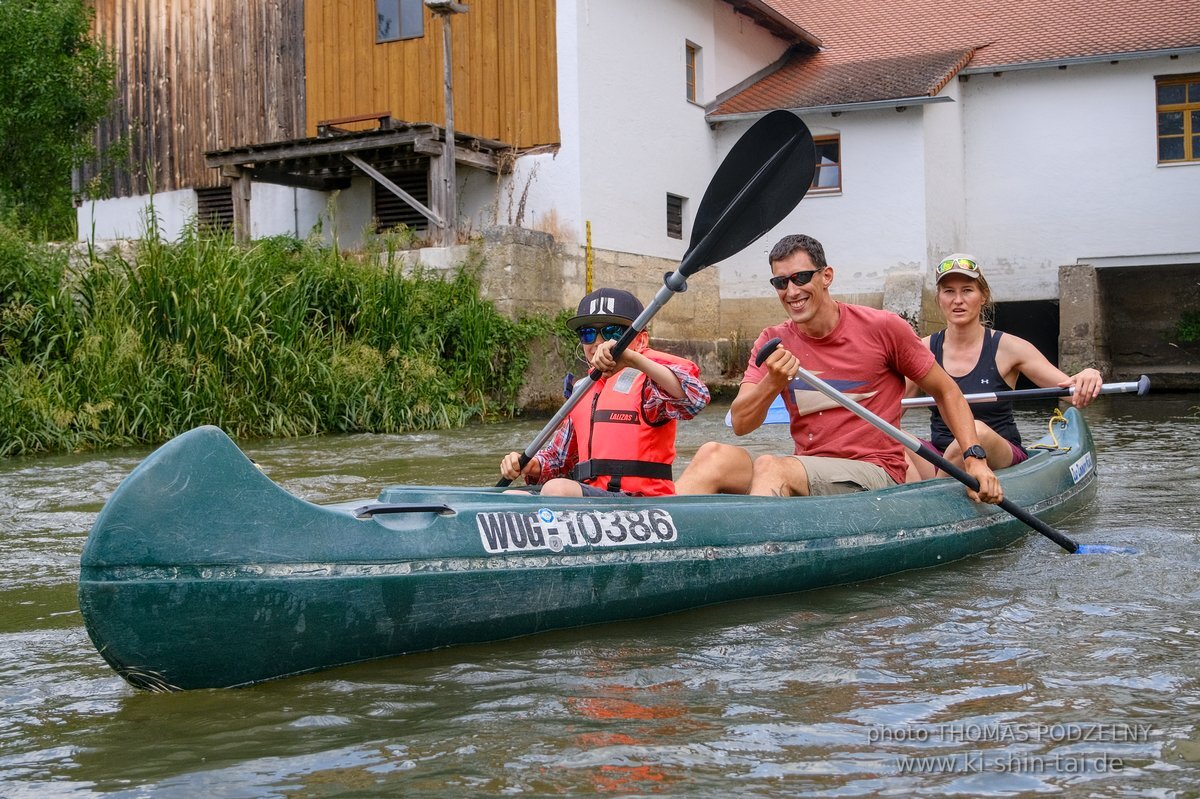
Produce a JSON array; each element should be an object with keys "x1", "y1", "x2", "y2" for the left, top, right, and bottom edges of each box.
[{"x1": 1028, "y1": 407, "x2": 1071, "y2": 453}]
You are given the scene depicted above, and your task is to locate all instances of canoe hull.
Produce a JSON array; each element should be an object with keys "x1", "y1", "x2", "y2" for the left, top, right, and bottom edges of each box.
[{"x1": 79, "y1": 410, "x2": 1098, "y2": 690}]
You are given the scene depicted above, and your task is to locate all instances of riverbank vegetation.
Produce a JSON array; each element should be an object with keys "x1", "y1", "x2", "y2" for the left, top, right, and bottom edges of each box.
[
  {"x1": 0, "y1": 0, "x2": 116, "y2": 239},
  {"x1": 0, "y1": 222, "x2": 557, "y2": 457},
  {"x1": 1175, "y1": 311, "x2": 1200, "y2": 343}
]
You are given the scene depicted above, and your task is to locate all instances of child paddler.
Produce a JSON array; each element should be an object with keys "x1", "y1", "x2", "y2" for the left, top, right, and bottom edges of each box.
[{"x1": 499, "y1": 287, "x2": 710, "y2": 497}]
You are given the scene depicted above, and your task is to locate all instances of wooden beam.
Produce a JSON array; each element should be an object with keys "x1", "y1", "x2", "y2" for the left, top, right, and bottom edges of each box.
[
  {"x1": 425, "y1": 1, "x2": 468, "y2": 13},
  {"x1": 205, "y1": 127, "x2": 433, "y2": 168},
  {"x1": 454, "y1": 147, "x2": 502, "y2": 173},
  {"x1": 252, "y1": 169, "x2": 351, "y2": 191},
  {"x1": 316, "y1": 111, "x2": 394, "y2": 127},
  {"x1": 414, "y1": 136, "x2": 502, "y2": 173},
  {"x1": 229, "y1": 168, "x2": 252, "y2": 243},
  {"x1": 434, "y1": 5, "x2": 458, "y2": 246},
  {"x1": 344, "y1": 153, "x2": 443, "y2": 228},
  {"x1": 427, "y1": 151, "x2": 447, "y2": 238}
]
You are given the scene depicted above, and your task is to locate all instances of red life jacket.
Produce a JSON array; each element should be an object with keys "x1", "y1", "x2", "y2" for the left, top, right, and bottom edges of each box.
[{"x1": 566, "y1": 348, "x2": 694, "y2": 496}]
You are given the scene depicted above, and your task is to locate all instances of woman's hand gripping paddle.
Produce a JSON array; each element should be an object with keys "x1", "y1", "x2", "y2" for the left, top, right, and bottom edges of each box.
[{"x1": 498, "y1": 111, "x2": 817, "y2": 487}]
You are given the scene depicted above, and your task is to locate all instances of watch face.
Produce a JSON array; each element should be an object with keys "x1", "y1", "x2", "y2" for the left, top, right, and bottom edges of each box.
[{"x1": 965, "y1": 445, "x2": 987, "y2": 460}]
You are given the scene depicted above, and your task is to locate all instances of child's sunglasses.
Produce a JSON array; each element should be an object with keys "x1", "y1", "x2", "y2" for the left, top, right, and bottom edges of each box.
[{"x1": 577, "y1": 324, "x2": 628, "y2": 344}]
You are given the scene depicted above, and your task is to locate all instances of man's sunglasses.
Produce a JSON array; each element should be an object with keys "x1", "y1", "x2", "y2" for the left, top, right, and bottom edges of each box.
[
  {"x1": 768, "y1": 269, "x2": 820, "y2": 291},
  {"x1": 936, "y1": 257, "x2": 979, "y2": 274},
  {"x1": 577, "y1": 324, "x2": 628, "y2": 344}
]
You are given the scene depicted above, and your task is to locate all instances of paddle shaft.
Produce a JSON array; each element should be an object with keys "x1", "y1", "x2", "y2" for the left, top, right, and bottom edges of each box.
[
  {"x1": 777, "y1": 359, "x2": 1082, "y2": 554},
  {"x1": 726, "y1": 377, "x2": 1152, "y2": 427},
  {"x1": 497, "y1": 114, "x2": 814, "y2": 487},
  {"x1": 901, "y1": 375, "x2": 1150, "y2": 407}
]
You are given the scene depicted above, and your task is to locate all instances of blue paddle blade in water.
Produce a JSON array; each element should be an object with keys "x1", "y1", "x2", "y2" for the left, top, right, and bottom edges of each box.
[{"x1": 1075, "y1": 544, "x2": 1140, "y2": 555}]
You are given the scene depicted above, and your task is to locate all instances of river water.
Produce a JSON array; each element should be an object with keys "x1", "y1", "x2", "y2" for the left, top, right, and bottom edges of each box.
[{"x1": 2, "y1": 394, "x2": 1199, "y2": 797}]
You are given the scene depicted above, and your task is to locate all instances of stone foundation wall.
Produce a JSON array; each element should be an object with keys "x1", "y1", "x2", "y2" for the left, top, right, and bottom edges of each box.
[
  {"x1": 1074, "y1": 261, "x2": 1200, "y2": 390},
  {"x1": 403, "y1": 227, "x2": 726, "y2": 411},
  {"x1": 1058, "y1": 264, "x2": 1111, "y2": 377},
  {"x1": 405, "y1": 229, "x2": 954, "y2": 407}
]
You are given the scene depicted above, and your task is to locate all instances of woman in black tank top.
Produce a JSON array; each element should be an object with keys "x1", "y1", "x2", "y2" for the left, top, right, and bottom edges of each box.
[
  {"x1": 905, "y1": 254, "x2": 1104, "y2": 482},
  {"x1": 928, "y1": 328, "x2": 1024, "y2": 452}
]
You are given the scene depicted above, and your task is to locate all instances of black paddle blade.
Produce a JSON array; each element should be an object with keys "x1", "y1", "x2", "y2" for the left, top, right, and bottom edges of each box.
[{"x1": 681, "y1": 110, "x2": 816, "y2": 277}]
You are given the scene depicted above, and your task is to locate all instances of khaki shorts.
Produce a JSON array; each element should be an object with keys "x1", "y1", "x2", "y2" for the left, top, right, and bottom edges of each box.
[{"x1": 792, "y1": 456, "x2": 895, "y2": 496}]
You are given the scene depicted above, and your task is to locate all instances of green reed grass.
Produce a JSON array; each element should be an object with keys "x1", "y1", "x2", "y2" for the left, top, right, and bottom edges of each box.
[{"x1": 0, "y1": 222, "x2": 557, "y2": 457}]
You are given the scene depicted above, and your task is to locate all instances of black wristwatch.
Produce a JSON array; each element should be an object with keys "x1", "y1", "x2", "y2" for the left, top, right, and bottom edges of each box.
[{"x1": 963, "y1": 444, "x2": 988, "y2": 460}]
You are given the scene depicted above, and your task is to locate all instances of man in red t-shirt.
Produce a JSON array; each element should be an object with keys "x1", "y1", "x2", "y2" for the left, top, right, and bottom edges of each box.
[{"x1": 675, "y1": 234, "x2": 1002, "y2": 502}]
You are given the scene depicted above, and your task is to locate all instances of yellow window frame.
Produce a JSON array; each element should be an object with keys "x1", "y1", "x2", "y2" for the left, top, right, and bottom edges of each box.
[{"x1": 1155, "y1": 73, "x2": 1200, "y2": 164}]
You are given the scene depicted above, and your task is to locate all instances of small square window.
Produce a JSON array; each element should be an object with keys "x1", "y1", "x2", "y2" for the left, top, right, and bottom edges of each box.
[
  {"x1": 811, "y1": 135, "x2": 841, "y2": 192},
  {"x1": 377, "y1": 0, "x2": 424, "y2": 43},
  {"x1": 667, "y1": 194, "x2": 684, "y2": 240}
]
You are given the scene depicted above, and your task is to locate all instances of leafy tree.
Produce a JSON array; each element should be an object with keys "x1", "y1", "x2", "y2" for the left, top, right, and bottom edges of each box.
[{"x1": 0, "y1": 0, "x2": 115, "y2": 239}]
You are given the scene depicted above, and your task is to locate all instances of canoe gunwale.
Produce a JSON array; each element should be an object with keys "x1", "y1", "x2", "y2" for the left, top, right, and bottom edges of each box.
[{"x1": 84, "y1": 466, "x2": 1096, "y2": 584}]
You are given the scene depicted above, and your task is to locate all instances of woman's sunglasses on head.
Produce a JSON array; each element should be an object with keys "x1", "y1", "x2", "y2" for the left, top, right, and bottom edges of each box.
[
  {"x1": 769, "y1": 269, "x2": 820, "y2": 291},
  {"x1": 936, "y1": 257, "x2": 979, "y2": 274},
  {"x1": 577, "y1": 323, "x2": 628, "y2": 344}
]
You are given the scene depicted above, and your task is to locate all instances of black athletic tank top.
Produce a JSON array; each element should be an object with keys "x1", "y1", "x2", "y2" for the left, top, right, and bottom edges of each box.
[{"x1": 929, "y1": 329, "x2": 1024, "y2": 452}]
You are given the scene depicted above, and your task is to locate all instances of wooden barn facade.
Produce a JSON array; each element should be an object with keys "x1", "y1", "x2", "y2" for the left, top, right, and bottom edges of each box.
[
  {"x1": 79, "y1": 0, "x2": 559, "y2": 242},
  {"x1": 304, "y1": 0, "x2": 557, "y2": 146},
  {"x1": 81, "y1": 0, "x2": 308, "y2": 198}
]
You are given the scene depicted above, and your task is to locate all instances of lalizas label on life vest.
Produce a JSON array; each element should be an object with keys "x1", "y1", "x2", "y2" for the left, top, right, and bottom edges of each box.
[{"x1": 476, "y1": 507, "x2": 678, "y2": 554}]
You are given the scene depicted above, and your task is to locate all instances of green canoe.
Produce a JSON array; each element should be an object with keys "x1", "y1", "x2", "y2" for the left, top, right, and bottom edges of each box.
[{"x1": 78, "y1": 408, "x2": 1098, "y2": 691}]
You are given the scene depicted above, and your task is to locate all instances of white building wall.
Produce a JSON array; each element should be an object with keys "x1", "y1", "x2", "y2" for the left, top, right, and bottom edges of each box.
[
  {"x1": 459, "y1": 166, "x2": 503, "y2": 236},
  {"x1": 249, "y1": 183, "x2": 328, "y2": 240},
  {"x1": 80, "y1": 184, "x2": 333, "y2": 244},
  {"x1": 709, "y1": 2, "x2": 791, "y2": 103},
  {"x1": 922, "y1": 83, "x2": 968, "y2": 268},
  {"x1": 324, "y1": 177, "x2": 374, "y2": 250},
  {"x1": 253, "y1": 176, "x2": 374, "y2": 249},
  {"x1": 963, "y1": 54, "x2": 1200, "y2": 301},
  {"x1": 77, "y1": 189, "x2": 196, "y2": 242},
  {"x1": 574, "y1": 0, "x2": 715, "y2": 261},
  {"x1": 499, "y1": 0, "x2": 784, "y2": 258}
]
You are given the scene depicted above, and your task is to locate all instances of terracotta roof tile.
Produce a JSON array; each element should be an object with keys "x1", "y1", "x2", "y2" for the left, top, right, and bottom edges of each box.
[
  {"x1": 716, "y1": 49, "x2": 975, "y2": 114},
  {"x1": 711, "y1": 0, "x2": 1200, "y2": 115}
]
